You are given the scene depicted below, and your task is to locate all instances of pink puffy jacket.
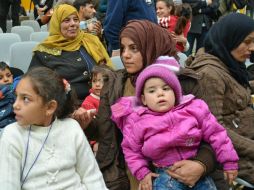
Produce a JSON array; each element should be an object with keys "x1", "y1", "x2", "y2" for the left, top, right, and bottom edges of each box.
[{"x1": 111, "y1": 95, "x2": 239, "y2": 180}]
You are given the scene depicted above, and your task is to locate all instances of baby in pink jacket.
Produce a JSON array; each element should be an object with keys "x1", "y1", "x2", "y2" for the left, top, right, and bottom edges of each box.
[{"x1": 111, "y1": 56, "x2": 238, "y2": 190}]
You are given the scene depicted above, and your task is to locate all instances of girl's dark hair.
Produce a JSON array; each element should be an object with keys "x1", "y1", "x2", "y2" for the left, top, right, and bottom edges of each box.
[
  {"x1": 158, "y1": 0, "x2": 175, "y2": 15},
  {"x1": 0, "y1": 61, "x2": 10, "y2": 71},
  {"x1": 91, "y1": 65, "x2": 113, "y2": 82},
  {"x1": 174, "y1": 3, "x2": 192, "y2": 35},
  {"x1": 23, "y1": 67, "x2": 76, "y2": 119}
]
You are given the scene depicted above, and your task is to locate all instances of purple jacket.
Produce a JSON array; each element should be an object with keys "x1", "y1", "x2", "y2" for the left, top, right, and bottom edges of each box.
[{"x1": 111, "y1": 95, "x2": 238, "y2": 180}]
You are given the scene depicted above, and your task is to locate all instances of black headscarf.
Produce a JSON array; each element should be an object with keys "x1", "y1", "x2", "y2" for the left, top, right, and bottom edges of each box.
[{"x1": 204, "y1": 13, "x2": 254, "y2": 87}]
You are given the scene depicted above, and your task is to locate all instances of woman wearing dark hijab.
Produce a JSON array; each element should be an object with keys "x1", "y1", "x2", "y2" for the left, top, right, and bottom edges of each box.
[
  {"x1": 186, "y1": 13, "x2": 254, "y2": 185},
  {"x1": 74, "y1": 20, "x2": 220, "y2": 190}
]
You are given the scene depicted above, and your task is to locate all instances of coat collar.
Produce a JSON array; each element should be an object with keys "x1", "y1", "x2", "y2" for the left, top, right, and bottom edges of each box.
[{"x1": 186, "y1": 48, "x2": 231, "y2": 76}]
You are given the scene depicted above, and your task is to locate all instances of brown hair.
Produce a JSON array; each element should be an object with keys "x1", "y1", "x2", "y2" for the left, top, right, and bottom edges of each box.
[
  {"x1": 91, "y1": 65, "x2": 113, "y2": 84},
  {"x1": 174, "y1": 3, "x2": 192, "y2": 35}
]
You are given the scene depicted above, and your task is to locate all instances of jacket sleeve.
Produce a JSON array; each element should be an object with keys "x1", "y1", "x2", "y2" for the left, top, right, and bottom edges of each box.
[
  {"x1": 197, "y1": 68, "x2": 254, "y2": 163},
  {"x1": 95, "y1": 79, "x2": 120, "y2": 169},
  {"x1": 192, "y1": 142, "x2": 216, "y2": 174},
  {"x1": 121, "y1": 118, "x2": 151, "y2": 181},
  {"x1": 193, "y1": 100, "x2": 239, "y2": 170},
  {"x1": 111, "y1": 96, "x2": 138, "y2": 130},
  {"x1": 81, "y1": 96, "x2": 96, "y2": 111},
  {"x1": 103, "y1": 0, "x2": 127, "y2": 51}
]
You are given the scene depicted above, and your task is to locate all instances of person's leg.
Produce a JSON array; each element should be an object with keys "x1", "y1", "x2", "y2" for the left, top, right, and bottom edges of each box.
[
  {"x1": 192, "y1": 176, "x2": 217, "y2": 190},
  {"x1": 195, "y1": 27, "x2": 209, "y2": 53},
  {"x1": 33, "y1": 6, "x2": 38, "y2": 20},
  {"x1": 11, "y1": 0, "x2": 20, "y2": 27},
  {"x1": 0, "y1": 0, "x2": 10, "y2": 32},
  {"x1": 153, "y1": 168, "x2": 187, "y2": 190},
  {"x1": 185, "y1": 33, "x2": 196, "y2": 56}
]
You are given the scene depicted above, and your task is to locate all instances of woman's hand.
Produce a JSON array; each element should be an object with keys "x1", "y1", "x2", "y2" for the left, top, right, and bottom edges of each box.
[
  {"x1": 72, "y1": 107, "x2": 95, "y2": 130},
  {"x1": 139, "y1": 172, "x2": 159, "y2": 190},
  {"x1": 167, "y1": 160, "x2": 205, "y2": 187},
  {"x1": 224, "y1": 170, "x2": 238, "y2": 185}
]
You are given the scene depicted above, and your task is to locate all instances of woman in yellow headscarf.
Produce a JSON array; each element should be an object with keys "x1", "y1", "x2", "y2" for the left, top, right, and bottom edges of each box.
[{"x1": 29, "y1": 4, "x2": 113, "y2": 101}]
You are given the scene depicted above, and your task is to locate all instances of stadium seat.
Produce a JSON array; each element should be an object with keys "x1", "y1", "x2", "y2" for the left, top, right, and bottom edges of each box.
[
  {"x1": 21, "y1": 20, "x2": 41, "y2": 32},
  {"x1": 11, "y1": 25, "x2": 34, "y2": 41},
  {"x1": 9, "y1": 41, "x2": 39, "y2": 72},
  {"x1": 0, "y1": 33, "x2": 21, "y2": 64},
  {"x1": 30, "y1": 31, "x2": 49, "y2": 42}
]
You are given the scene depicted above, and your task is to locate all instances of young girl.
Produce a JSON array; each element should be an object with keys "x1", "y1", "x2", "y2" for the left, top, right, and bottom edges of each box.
[
  {"x1": 111, "y1": 56, "x2": 238, "y2": 190},
  {"x1": 81, "y1": 65, "x2": 111, "y2": 113},
  {"x1": 0, "y1": 67, "x2": 108, "y2": 190},
  {"x1": 81, "y1": 65, "x2": 111, "y2": 155},
  {"x1": 156, "y1": 0, "x2": 192, "y2": 52}
]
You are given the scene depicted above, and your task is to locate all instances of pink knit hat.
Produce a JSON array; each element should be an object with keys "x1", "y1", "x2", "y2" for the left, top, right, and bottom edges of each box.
[{"x1": 136, "y1": 56, "x2": 182, "y2": 105}]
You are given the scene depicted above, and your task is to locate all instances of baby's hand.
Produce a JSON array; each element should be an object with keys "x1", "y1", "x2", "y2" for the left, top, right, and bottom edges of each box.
[
  {"x1": 139, "y1": 172, "x2": 159, "y2": 190},
  {"x1": 224, "y1": 170, "x2": 238, "y2": 185}
]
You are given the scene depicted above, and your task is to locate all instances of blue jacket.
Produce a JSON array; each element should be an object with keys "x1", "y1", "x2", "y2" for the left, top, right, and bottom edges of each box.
[
  {"x1": 103, "y1": 0, "x2": 157, "y2": 52},
  {"x1": 0, "y1": 77, "x2": 20, "y2": 128}
]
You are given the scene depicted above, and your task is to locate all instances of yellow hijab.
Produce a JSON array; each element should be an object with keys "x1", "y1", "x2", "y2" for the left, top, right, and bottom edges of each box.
[{"x1": 34, "y1": 4, "x2": 112, "y2": 67}]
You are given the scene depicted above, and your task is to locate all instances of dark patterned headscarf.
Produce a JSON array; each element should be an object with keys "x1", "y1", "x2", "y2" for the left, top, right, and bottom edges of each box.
[
  {"x1": 204, "y1": 13, "x2": 254, "y2": 87},
  {"x1": 119, "y1": 20, "x2": 177, "y2": 83}
]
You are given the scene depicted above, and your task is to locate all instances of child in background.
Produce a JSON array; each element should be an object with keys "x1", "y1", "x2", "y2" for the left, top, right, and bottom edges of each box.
[
  {"x1": 81, "y1": 65, "x2": 111, "y2": 155},
  {"x1": 81, "y1": 65, "x2": 110, "y2": 112},
  {"x1": 0, "y1": 62, "x2": 13, "y2": 85},
  {"x1": 157, "y1": 0, "x2": 192, "y2": 52},
  {"x1": 0, "y1": 67, "x2": 108, "y2": 190},
  {"x1": 156, "y1": 0, "x2": 175, "y2": 20},
  {"x1": 0, "y1": 62, "x2": 20, "y2": 135},
  {"x1": 111, "y1": 56, "x2": 238, "y2": 190}
]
